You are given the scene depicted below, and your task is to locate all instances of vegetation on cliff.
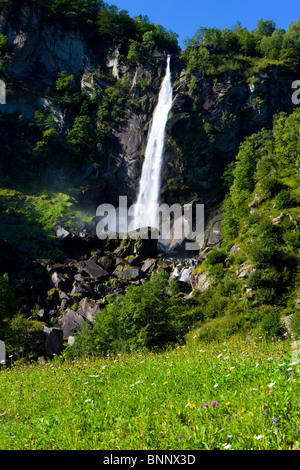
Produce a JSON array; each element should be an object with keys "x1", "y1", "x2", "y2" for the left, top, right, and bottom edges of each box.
[{"x1": 0, "y1": 1, "x2": 299, "y2": 368}]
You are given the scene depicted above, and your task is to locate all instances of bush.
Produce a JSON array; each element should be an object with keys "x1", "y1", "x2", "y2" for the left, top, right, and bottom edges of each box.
[
  {"x1": 290, "y1": 309, "x2": 300, "y2": 337},
  {"x1": 260, "y1": 309, "x2": 286, "y2": 339},
  {"x1": 260, "y1": 176, "x2": 286, "y2": 198},
  {"x1": 197, "y1": 314, "x2": 248, "y2": 342},
  {"x1": 4, "y1": 314, "x2": 45, "y2": 360},
  {"x1": 248, "y1": 268, "x2": 268, "y2": 289},
  {"x1": 67, "y1": 273, "x2": 190, "y2": 357},
  {"x1": 275, "y1": 190, "x2": 293, "y2": 209},
  {"x1": 205, "y1": 249, "x2": 228, "y2": 266},
  {"x1": 0, "y1": 274, "x2": 16, "y2": 331}
]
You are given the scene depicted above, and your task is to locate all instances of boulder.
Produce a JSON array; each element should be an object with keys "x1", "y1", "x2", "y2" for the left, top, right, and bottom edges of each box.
[
  {"x1": 190, "y1": 272, "x2": 212, "y2": 293},
  {"x1": 99, "y1": 255, "x2": 115, "y2": 272},
  {"x1": 51, "y1": 271, "x2": 67, "y2": 289},
  {"x1": 141, "y1": 258, "x2": 157, "y2": 274},
  {"x1": 57, "y1": 309, "x2": 85, "y2": 340},
  {"x1": 70, "y1": 281, "x2": 94, "y2": 297},
  {"x1": 113, "y1": 265, "x2": 141, "y2": 281},
  {"x1": 43, "y1": 326, "x2": 64, "y2": 356},
  {"x1": 236, "y1": 263, "x2": 255, "y2": 279},
  {"x1": 78, "y1": 260, "x2": 110, "y2": 280},
  {"x1": 77, "y1": 298, "x2": 100, "y2": 322},
  {"x1": 55, "y1": 226, "x2": 86, "y2": 257}
]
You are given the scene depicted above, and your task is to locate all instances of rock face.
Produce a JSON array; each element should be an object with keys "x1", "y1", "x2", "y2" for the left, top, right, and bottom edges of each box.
[{"x1": 0, "y1": 3, "x2": 296, "y2": 212}]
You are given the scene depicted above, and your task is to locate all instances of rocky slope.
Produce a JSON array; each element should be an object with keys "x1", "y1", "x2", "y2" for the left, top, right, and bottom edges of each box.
[
  {"x1": 0, "y1": 1, "x2": 299, "y2": 359},
  {"x1": 0, "y1": 2, "x2": 297, "y2": 211}
]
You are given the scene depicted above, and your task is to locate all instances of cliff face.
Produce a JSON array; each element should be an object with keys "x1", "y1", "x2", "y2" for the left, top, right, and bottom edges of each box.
[{"x1": 0, "y1": 3, "x2": 297, "y2": 211}]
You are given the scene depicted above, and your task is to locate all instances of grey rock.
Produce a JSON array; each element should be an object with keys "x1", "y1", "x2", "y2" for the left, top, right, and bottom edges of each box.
[
  {"x1": 57, "y1": 309, "x2": 85, "y2": 340},
  {"x1": 141, "y1": 259, "x2": 157, "y2": 274},
  {"x1": 43, "y1": 326, "x2": 64, "y2": 355},
  {"x1": 113, "y1": 265, "x2": 141, "y2": 281},
  {"x1": 99, "y1": 255, "x2": 115, "y2": 272},
  {"x1": 51, "y1": 271, "x2": 67, "y2": 289},
  {"x1": 77, "y1": 298, "x2": 100, "y2": 322},
  {"x1": 80, "y1": 260, "x2": 110, "y2": 280}
]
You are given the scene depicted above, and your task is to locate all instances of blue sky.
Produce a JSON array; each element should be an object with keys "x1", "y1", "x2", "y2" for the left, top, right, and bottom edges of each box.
[{"x1": 109, "y1": 0, "x2": 300, "y2": 49}]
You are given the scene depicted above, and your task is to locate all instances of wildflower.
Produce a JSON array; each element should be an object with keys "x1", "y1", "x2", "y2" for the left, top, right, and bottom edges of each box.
[
  {"x1": 254, "y1": 435, "x2": 263, "y2": 440},
  {"x1": 292, "y1": 446, "x2": 298, "y2": 450},
  {"x1": 178, "y1": 435, "x2": 183, "y2": 440},
  {"x1": 163, "y1": 381, "x2": 168, "y2": 386},
  {"x1": 226, "y1": 402, "x2": 231, "y2": 406},
  {"x1": 154, "y1": 412, "x2": 158, "y2": 415},
  {"x1": 212, "y1": 401, "x2": 218, "y2": 407},
  {"x1": 268, "y1": 382, "x2": 276, "y2": 388},
  {"x1": 241, "y1": 408, "x2": 246, "y2": 413},
  {"x1": 203, "y1": 403, "x2": 209, "y2": 408},
  {"x1": 268, "y1": 390, "x2": 273, "y2": 395},
  {"x1": 214, "y1": 383, "x2": 219, "y2": 388},
  {"x1": 222, "y1": 443, "x2": 231, "y2": 449}
]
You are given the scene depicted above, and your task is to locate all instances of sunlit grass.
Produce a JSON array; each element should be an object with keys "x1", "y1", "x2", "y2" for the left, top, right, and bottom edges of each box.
[{"x1": 0, "y1": 336, "x2": 299, "y2": 450}]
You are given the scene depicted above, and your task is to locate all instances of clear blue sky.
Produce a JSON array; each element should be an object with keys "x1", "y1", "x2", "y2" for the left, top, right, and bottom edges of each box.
[{"x1": 109, "y1": 0, "x2": 299, "y2": 49}]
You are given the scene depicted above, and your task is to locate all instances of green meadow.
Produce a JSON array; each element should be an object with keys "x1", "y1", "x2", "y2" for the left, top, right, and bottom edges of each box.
[{"x1": 0, "y1": 336, "x2": 299, "y2": 450}]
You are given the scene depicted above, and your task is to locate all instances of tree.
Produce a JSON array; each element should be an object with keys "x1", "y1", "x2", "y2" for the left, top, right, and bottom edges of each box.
[
  {"x1": 276, "y1": 109, "x2": 300, "y2": 174},
  {"x1": 254, "y1": 19, "x2": 276, "y2": 37},
  {"x1": 260, "y1": 29, "x2": 285, "y2": 59},
  {"x1": 0, "y1": 274, "x2": 16, "y2": 340},
  {"x1": 55, "y1": 70, "x2": 75, "y2": 93},
  {"x1": 67, "y1": 114, "x2": 97, "y2": 162},
  {"x1": 238, "y1": 30, "x2": 257, "y2": 56}
]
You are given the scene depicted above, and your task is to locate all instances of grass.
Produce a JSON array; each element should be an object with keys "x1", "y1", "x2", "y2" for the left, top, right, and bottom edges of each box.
[
  {"x1": 0, "y1": 183, "x2": 94, "y2": 258},
  {"x1": 0, "y1": 335, "x2": 299, "y2": 450}
]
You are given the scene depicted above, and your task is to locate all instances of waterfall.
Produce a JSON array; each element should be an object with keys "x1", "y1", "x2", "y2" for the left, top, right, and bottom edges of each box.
[{"x1": 133, "y1": 55, "x2": 173, "y2": 230}]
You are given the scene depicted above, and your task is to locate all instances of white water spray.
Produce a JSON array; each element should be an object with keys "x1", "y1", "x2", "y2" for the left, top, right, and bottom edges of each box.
[{"x1": 133, "y1": 55, "x2": 173, "y2": 230}]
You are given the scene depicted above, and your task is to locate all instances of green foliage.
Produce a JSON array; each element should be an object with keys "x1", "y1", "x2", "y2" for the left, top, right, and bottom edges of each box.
[
  {"x1": 68, "y1": 273, "x2": 189, "y2": 357},
  {"x1": 275, "y1": 190, "x2": 293, "y2": 209},
  {"x1": 182, "y1": 18, "x2": 300, "y2": 81},
  {"x1": 4, "y1": 313, "x2": 45, "y2": 360},
  {"x1": 290, "y1": 308, "x2": 300, "y2": 337},
  {"x1": 0, "y1": 34, "x2": 10, "y2": 55},
  {"x1": 67, "y1": 114, "x2": 98, "y2": 162},
  {"x1": 97, "y1": 76, "x2": 130, "y2": 137},
  {"x1": 0, "y1": 337, "x2": 298, "y2": 450},
  {"x1": 55, "y1": 71, "x2": 76, "y2": 93},
  {"x1": 260, "y1": 309, "x2": 286, "y2": 339},
  {"x1": 0, "y1": 274, "x2": 16, "y2": 326},
  {"x1": 205, "y1": 249, "x2": 228, "y2": 266},
  {"x1": 260, "y1": 175, "x2": 287, "y2": 198}
]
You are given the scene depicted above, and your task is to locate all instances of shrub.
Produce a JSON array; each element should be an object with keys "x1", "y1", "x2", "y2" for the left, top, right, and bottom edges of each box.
[
  {"x1": 283, "y1": 230, "x2": 300, "y2": 250},
  {"x1": 4, "y1": 314, "x2": 45, "y2": 360},
  {"x1": 260, "y1": 176, "x2": 286, "y2": 198},
  {"x1": 290, "y1": 309, "x2": 300, "y2": 337},
  {"x1": 197, "y1": 314, "x2": 247, "y2": 342},
  {"x1": 0, "y1": 274, "x2": 16, "y2": 334},
  {"x1": 205, "y1": 249, "x2": 228, "y2": 266},
  {"x1": 275, "y1": 190, "x2": 293, "y2": 209},
  {"x1": 248, "y1": 268, "x2": 268, "y2": 289},
  {"x1": 68, "y1": 273, "x2": 190, "y2": 357},
  {"x1": 260, "y1": 309, "x2": 286, "y2": 339}
]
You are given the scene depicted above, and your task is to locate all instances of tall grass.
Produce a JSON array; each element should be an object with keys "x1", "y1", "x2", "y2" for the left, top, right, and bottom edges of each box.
[{"x1": 0, "y1": 336, "x2": 299, "y2": 450}]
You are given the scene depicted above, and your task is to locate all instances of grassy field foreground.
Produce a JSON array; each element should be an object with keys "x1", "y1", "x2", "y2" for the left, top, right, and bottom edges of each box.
[{"x1": 0, "y1": 336, "x2": 299, "y2": 451}]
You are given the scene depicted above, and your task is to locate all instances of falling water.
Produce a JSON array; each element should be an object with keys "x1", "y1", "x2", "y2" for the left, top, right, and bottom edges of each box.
[{"x1": 133, "y1": 55, "x2": 173, "y2": 230}]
